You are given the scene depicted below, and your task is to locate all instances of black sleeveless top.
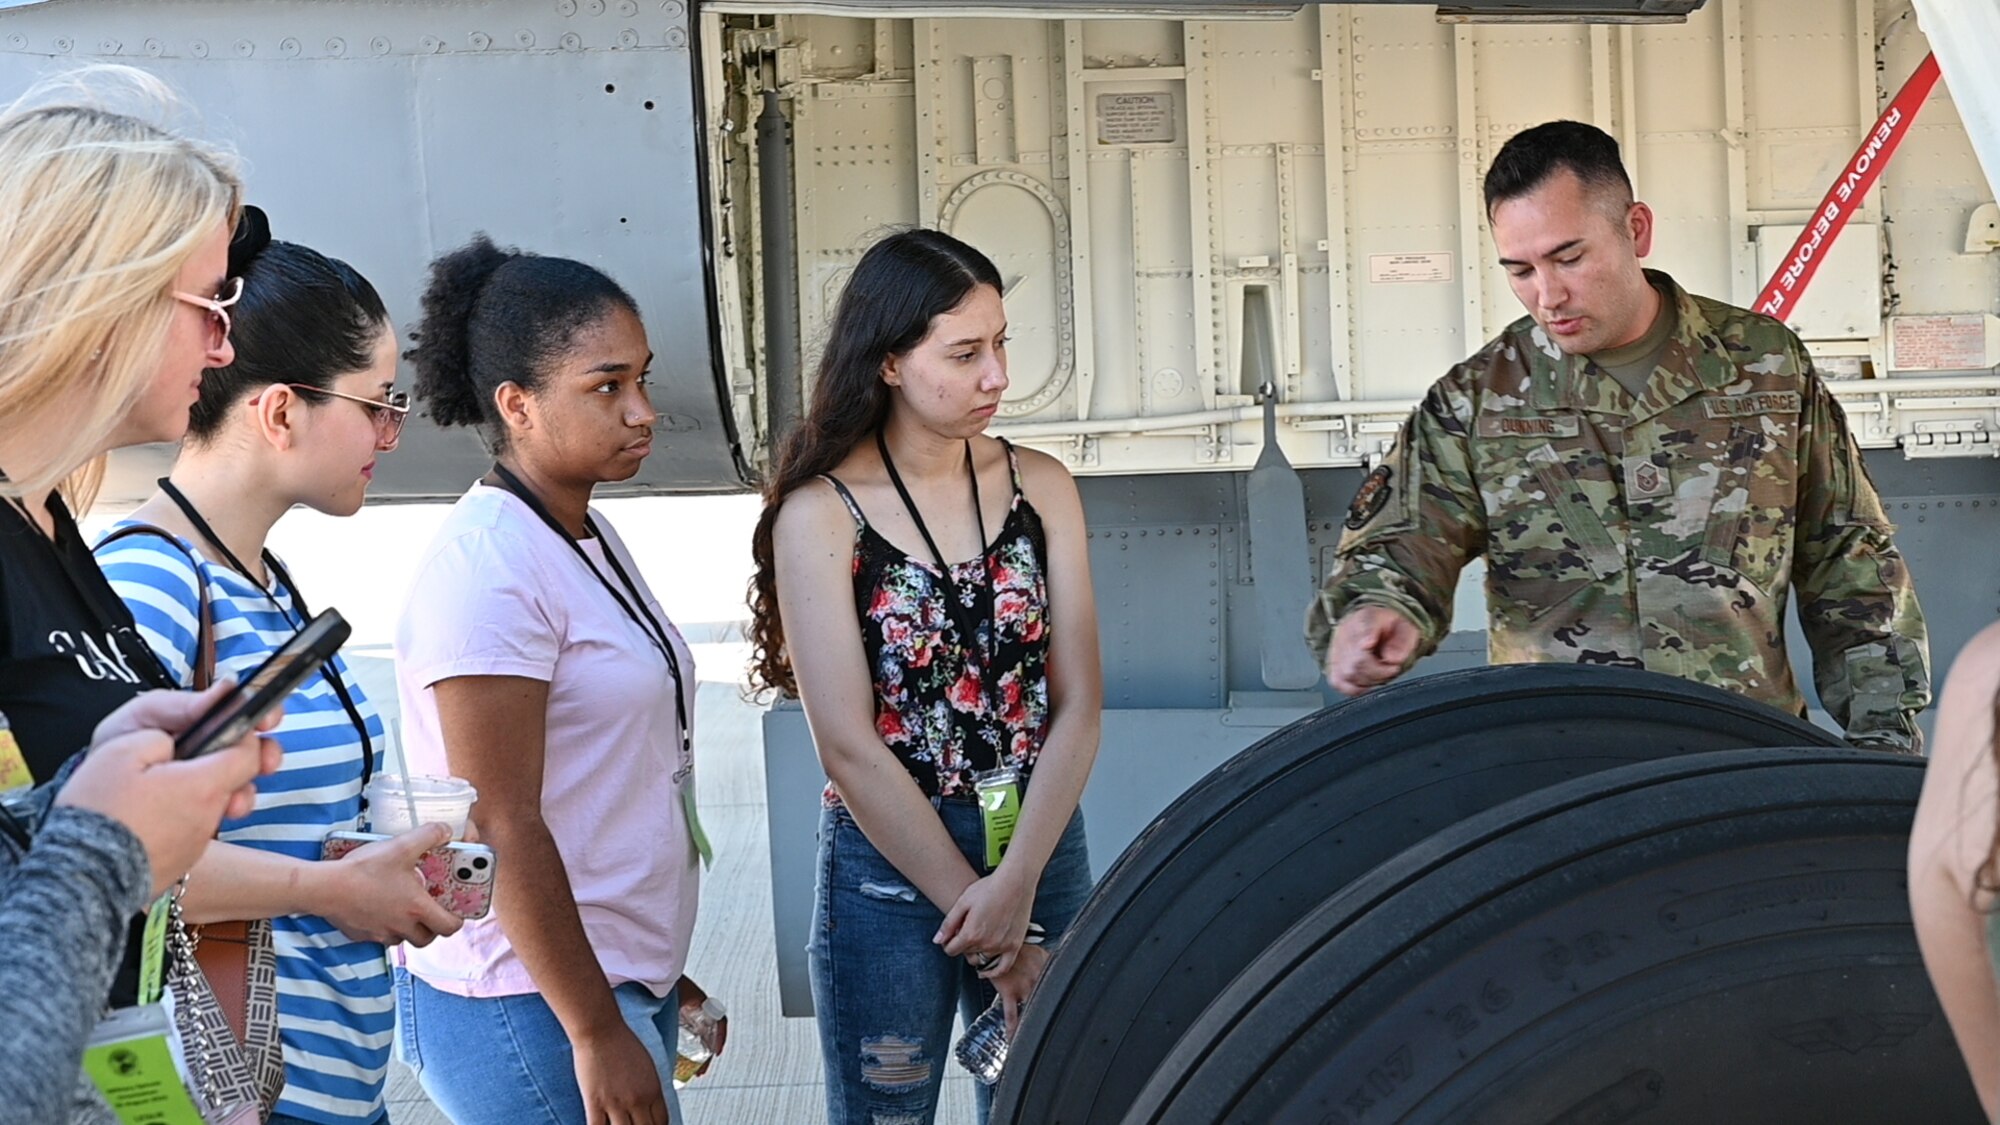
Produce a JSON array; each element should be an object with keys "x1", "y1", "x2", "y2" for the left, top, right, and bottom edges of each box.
[{"x1": 820, "y1": 440, "x2": 1052, "y2": 803}]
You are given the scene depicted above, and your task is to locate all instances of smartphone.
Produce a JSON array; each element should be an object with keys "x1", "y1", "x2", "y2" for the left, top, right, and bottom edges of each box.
[
  {"x1": 320, "y1": 830, "x2": 497, "y2": 920},
  {"x1": 173, "y1": 609, "x2": 350, "y2": 759}
]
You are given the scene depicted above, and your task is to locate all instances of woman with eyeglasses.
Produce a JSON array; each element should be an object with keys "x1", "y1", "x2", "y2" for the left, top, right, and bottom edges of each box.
[
  {"x1": 0, "y1": 65, "x2": 288, "y2": 1125},
  {"x1": 94, "y1": 228, "x2": 461, "y2": 1125},
  {"x1": 0, "y1": 71, "x2": 240, "y2": 792}
]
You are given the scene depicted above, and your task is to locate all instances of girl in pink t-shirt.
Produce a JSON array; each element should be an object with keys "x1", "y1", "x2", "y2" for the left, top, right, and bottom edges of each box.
[{"x1": 392, "y1": 235, "x2": 710, "y2": 1125}]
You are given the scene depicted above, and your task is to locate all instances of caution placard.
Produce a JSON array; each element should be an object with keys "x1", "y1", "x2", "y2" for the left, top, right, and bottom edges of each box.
[
  {"x1": 1888, "y1": 314, "x2": 2000, "y2": 372},
  {"x1": 1096, "y1": 92, "x2": 1175, "y2": 145}
]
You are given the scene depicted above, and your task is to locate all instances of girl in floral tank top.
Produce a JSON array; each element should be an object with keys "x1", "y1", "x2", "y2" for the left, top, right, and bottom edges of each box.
[
  {"x1": 751, "y1": 230, "x2": 1102, "y2": 1125},
  {"x1": 819, "y1": 439, "x2": 1050, "y2": 806}
]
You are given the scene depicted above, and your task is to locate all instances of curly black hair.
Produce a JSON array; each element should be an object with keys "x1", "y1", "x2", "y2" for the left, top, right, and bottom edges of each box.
[{"x1": 404, "y1": 233, "x2": 637, "y2": 450}]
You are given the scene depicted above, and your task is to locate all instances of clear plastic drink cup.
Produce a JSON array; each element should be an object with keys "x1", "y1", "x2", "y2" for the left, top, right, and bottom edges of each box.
[{"x1": 365, "y1": 774, "x2": 477, "y2": 838}]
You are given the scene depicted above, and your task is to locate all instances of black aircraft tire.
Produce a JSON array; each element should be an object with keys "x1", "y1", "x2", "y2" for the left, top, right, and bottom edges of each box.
[
  {"x1": 996, "y1": 666, "x2": 1841, "y2": 1125},
  {"x1": 1125, "y1": 748, "x2": 1980, "y2": 1125}
]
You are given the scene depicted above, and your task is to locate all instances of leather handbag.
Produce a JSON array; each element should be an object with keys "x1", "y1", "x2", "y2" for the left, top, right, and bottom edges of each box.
[
  {"x1": 189, "y1": 916, "x2": 284, "y2": 1110},
  {"x1": 163, "y1": 890, "x2": 273, "y2": 1122},
  {"x1": 101, "y1": 524, "x2": 288, "y2": 1115}
]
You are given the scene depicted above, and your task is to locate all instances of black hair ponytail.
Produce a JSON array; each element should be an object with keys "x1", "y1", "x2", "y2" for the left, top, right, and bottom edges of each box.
[
  {"x1": 406, "y1": 232, "x2": 637, "y2": 450},
  {"x1": 406, "y1": 233, "x2": 511, "y2": 431},
  {"x1": 188, "y1": 236, "x2": 388, "y2": 443}
]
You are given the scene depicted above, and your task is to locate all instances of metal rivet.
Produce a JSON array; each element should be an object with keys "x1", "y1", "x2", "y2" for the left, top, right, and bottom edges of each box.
[
  {"x1": 326, "y1": 37, "x2": 347, "y2": 56},
  {"x1": 279, "y1": 37, "x2": 301, "y2": 57},
  {"x1": 234, "y1": 39, "x2": 255, "y2": 58},
  {"x1": 370, "y1": 36, "x2": 391, "y2": 55},
  {"x1": 560, "y1": 32, "x2": 583, "y2": 51}
]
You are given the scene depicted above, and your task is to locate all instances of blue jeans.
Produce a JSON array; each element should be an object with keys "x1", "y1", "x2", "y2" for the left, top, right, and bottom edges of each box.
[
  {"x1": 394, "y1": 970, "x2": 687, "y2": 1125},
  {"x1": 808, "y1": 798, "x2": 1094, "y2": 1125},
  {"x1": 268, "y1": 1116, "x2": 388, "y2": 1125}
]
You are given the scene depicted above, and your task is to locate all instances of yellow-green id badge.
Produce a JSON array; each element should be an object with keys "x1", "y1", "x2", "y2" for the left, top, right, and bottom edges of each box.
[
  {"x1": 137, "y1": 891, "x2": 173, "y2": 1007},
  {"x1": 83, "y1": 1004, "x2": 206, "y2": 1125},
  {"x1": 976, "y1": 767, "x2": 1022, "y2": 872},
  {"x1": 681, "y1": 777, "x2": 713, "y2": 869},
  {"x1": 0, "y1": 719, "x2": 32, "y2": 793}
]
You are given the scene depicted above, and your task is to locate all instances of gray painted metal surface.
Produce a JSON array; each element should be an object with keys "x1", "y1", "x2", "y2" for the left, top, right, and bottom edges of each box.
[
  {"x1": 0, "y1": 0, "x2": 745, "y2": 503},
  {"x1": 756, "y1": 87, "x2": 805, "y2": 448},
  {"x1": 1246, "y1": 390, "x2": 1322, "y2": 690}
]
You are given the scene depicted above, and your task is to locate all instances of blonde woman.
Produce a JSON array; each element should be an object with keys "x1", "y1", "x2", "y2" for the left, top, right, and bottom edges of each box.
[
  {"x1": 0, "y1": 65, "x2": 242, "y2": 789},
  {"x1": 0, "y1": 65, "x2": 281, "y2": 1125}
]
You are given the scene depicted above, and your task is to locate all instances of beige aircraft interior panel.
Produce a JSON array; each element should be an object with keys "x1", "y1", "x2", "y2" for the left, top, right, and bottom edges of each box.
[{"x1": 708, "y1": 0, "x2": 2000, "y2": 474}]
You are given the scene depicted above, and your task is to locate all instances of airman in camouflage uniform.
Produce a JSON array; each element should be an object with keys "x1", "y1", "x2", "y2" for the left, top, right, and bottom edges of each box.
[{"x1": 1307, "y1": 121, "x2": 1930, "y2": 751}]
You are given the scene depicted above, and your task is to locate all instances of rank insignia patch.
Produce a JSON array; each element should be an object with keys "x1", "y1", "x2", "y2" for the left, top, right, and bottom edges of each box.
[
  {"x1": 1345, "y1": 465, "x2": 1394, "y2": 530},
  {"x1": 1627, "y1": 458, "x2": 1671, "y2": 500}
]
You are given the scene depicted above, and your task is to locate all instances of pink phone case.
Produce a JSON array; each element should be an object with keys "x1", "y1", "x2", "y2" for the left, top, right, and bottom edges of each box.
[{"x1": 320, "y1": 832, "x2": 496, "y2": 920}]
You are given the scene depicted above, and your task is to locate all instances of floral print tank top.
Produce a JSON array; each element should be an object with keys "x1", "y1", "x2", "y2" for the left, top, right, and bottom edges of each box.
[{"x1": 820, "y1": 440, "x2": 1052, "y2": 805}]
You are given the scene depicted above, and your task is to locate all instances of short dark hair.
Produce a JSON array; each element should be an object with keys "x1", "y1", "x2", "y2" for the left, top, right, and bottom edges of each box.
[
  {"x1": 1483, "y1": 120, "x2": 1633, "y2": 218},
  {"x1": 405, "y1": 233, "x2": 638, "y2": 452},
  {"x1": 188, "y1": 240, "x2": 389, "y2": 443}
]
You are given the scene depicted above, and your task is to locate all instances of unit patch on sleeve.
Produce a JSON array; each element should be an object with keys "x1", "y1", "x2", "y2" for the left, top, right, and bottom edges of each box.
[{"x1": 1345, "y1": 464, "x2": 1395, "y2": 531}]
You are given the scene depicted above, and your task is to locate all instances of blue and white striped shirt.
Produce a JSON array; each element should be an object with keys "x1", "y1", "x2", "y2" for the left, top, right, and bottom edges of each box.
[{"x1": 95, "y1": 526, "x2": 391, "y2": 1125}]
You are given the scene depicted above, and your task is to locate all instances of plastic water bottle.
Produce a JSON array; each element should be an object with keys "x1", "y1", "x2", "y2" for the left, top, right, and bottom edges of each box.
[
  {"x1": 954, "y1": 997, "x2": 1009, "y2": 1085},
  {"x1": 673, "y1": 998, "x2": 726, "y2": 1088}
]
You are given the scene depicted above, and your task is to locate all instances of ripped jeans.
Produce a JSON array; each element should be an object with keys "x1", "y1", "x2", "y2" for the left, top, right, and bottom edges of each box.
[{"x1": 808, "y1": 797, "x2": 1093, "y2": 1125}]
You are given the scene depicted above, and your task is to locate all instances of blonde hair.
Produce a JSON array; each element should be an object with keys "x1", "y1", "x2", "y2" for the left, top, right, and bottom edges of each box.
[{"x1": 0, "y1": 65, "x2": 240, "y2": 504}]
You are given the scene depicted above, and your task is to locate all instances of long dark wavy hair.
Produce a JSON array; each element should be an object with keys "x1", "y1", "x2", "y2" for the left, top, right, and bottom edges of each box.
[{"x1": 746, "y1": 229, "x2": 1003, "y2": 697}]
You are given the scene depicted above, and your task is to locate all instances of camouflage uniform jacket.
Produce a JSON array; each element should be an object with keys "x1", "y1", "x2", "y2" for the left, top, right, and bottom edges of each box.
[{"x1": 1307, "y1": 271, "x2": 1931, "y2": 750}]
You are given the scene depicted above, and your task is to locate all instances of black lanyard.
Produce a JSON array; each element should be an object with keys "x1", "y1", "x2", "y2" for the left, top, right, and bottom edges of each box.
[
  {"x1": 156, "y1": 479, "x2": 374, "y2": 787},
  {"x1": 0, "y1": 803, "x2": 29, "y2": 852},
  {"x1": 876, "y1": 431, "x2": 1001, "y2": 772},
  {"x1": 0, "y1": 489, "x2": 176, "y2": 691},
  {"x1": 483, "y1": 464, "x2": 693, "y2": 769}
]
